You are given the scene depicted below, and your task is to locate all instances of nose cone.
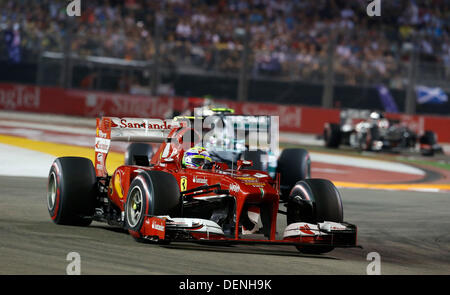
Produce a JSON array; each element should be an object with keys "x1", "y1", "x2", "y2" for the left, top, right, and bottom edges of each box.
[{"x1": 228, "y1": 176, "x2": 278, "y2": 202}]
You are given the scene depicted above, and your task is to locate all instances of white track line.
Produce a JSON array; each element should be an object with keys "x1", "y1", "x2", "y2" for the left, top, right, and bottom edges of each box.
[
  {"x1": 0, "y1": 143, "x2": 55, "y2": 177},
  {"x1": 0, "y1": 120, "x2": 95, "y2": 135},
  {"x1": 310, "y1": 152, "x2": 425, "y2": 175},
  {"x1": 0, "y1": 111, "x2": 96, "y2": 127}
]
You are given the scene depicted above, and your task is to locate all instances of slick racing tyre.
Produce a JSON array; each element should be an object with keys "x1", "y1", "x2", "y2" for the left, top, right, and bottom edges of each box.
[
  {"x1": 277, "y1": 148, "x2": 311, "y2": 201},
  {"x1": 47, "y1": 157, "x2": 97, "y2": 226},
  {"x1": 286, "y1": 179, "x2": 343, "y2": 254},
  {"x1": 241, "y1": 150, "x2": 267, "y2": 171},
  {"x1": 323, "y1": 123, "x2": 341, "y2": 148},
  {"x1": 419, "y1": 131, "x2": 438, "y2": 156},
  {"x1": 360, "y1": 126, "x2": 380, "y2": 151},
  {"x1": 124, "y1": 143, "x2": 154, "y2": 166},
  {"x1": 125, "y1": 171, "x2": 181, "y2": 242}
]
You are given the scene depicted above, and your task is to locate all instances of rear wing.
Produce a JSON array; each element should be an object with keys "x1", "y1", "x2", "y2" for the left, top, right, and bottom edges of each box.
[{"x1": 95, "y1": 117, "x2": 182, "y2": 177}]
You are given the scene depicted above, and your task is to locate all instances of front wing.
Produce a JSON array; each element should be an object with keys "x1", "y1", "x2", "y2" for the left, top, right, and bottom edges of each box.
[{"x1": 139, "y1": 216, "x2": 359, "y2": 249}]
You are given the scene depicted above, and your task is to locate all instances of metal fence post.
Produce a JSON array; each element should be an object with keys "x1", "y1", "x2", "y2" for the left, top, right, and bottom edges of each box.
[
  {"x1": 237, "y1": 25, "x2": 250, "y2": 102},
  {"x1": 151, "y1": 10, "x2": 163, "y2": 96},
  {"x1": 322, "y1": 32, "x2": 336, "y2": 109},
  {"x1": 61, "y1": 16, "x2": 73, "y2": 88},
  {"x1": 405, "y1": 39, "x2": 418, "y2": 115}
]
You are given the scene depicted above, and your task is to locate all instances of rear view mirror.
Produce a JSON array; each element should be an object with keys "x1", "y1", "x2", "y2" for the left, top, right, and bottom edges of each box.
[
  {"x1": 237, "y1": 160, "x2": 253, "y2": 170},
  {"x1": 161, "y1": 157, "x2": 174, "y2": 163}
]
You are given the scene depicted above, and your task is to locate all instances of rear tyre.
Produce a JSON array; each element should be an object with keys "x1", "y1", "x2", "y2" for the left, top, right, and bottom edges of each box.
[
  {"x1": 286, "y1": 179, "x2": 343, "y2": 254},
  {"x1": 124, "y1": 143, "x2": 153, "y2": 166},
  {"x1": 420, "y1": 131, "x2": 438, "y2": 156},
  {"x1": 124, "y1": 171, "x2": 181, "y2": 242},
  {"x1": 277, "y1": 148, "x2": 311, "y2": 200},
  {"x1": 47, "y1": 157, "x2": 97, "y2": 226},
  {"x1": 323, "y1": 123, "x2": 341, "y2": 148},
  {"x1": 241, "y1": 150, "x2": 267, "y2": 171}
]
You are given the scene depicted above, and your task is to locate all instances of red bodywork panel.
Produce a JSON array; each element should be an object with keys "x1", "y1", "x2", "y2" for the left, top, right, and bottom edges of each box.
[
  {"x1": 109, "y1": 161, "x2": 280, "y2": 240},
  {"x1": 141, "y1": 217, "x2": 166, "y2": 240}
]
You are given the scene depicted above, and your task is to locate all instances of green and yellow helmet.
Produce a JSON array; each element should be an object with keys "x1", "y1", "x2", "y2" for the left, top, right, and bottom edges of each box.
[{"x1": 182, "y1": 146, "x2": 212, "y2": 168}]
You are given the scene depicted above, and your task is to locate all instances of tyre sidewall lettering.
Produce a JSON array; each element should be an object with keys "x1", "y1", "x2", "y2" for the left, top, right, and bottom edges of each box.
[{"x1": 49, "y1": 162, "x2": 62, "y2": 222}]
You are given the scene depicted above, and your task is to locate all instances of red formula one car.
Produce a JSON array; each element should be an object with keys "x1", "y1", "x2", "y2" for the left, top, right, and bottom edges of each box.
[{"x1": 47, "y1": 117, "x2": 357, "y2": 254}]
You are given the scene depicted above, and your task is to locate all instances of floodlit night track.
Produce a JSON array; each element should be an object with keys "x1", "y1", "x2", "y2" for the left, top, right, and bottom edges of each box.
[{"x1": 0, "y1": 112, "x2": 449, "y2": 274}]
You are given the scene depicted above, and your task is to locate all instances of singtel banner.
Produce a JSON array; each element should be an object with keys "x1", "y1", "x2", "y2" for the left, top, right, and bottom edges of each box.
[{"x1": 0, "y1": 83, "x2": 449, "y2": 142}]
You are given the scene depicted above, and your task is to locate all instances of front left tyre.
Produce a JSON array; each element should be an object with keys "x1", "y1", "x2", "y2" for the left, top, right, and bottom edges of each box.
[
  {"x1": 286, "y1": 178, "x2": 344, "y2": 254},
  {"x1": 359, "y1": 126, "x2": 380, "y2": 151},
  {"x1": 47, "y1": 157, "x2": 97, "y2": 226}
]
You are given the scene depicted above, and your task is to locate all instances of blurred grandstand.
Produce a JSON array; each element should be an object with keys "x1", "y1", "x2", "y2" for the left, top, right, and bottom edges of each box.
[{"x1": 0, "y1": 0, "x2": 449, "y2": 115}]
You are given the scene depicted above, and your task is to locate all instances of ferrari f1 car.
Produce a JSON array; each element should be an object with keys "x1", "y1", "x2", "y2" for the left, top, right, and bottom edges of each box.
[
  {"x1": 324, "y1": 111, "x2": 443, "y2": 156},
  {"x1": 47, "y1": 117, "x2": 357, "y2": 254},
  {"x1": 126, "y1": 109, "x2": 311, "y2": 201}
]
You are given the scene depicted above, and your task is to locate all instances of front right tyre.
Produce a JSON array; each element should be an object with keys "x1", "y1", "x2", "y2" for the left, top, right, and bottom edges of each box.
[
  {"x1": 124, "y1": 143, "x2": 154, "y2": 165},
  {"x1": 323, "y1": 123, "x2": 341, "y2": 148},
  {"x1": 420, "y1": 131, "x2": 439, "y2": 156},
  {"x1": 277, "y1": 148, "x2": 311, "y2": 200}
]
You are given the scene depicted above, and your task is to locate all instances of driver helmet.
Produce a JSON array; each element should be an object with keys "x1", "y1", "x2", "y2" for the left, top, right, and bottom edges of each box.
[
  {"x1": 182, "y1": 146, "x2": 212, "y2": 168},
  {"x1": 369, "y1": 111, "x2": 384, "y2": 120}
]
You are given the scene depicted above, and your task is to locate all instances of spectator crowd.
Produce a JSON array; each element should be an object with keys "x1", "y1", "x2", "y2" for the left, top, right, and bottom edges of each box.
[{"x1": 1, "y1": 0, "x2": 449, "y2": 89}]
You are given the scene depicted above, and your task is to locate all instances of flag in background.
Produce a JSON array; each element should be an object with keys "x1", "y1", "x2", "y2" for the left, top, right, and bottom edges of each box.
[
  {"x1": 377, "y1": 85, "x2": 399, "y2": 113},
  {"x1": 416, "y1": 86, "x2": 448, "y2": 104}
]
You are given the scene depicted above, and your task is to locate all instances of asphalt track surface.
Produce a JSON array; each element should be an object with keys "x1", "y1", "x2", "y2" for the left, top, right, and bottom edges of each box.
[{"x1": 0, "y1": 176, "x2": 449, "y2": 275}]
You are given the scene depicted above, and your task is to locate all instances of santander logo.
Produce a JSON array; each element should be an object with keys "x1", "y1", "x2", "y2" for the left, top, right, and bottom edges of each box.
[{"x1": 112, "y1": 118, "x2": 174, "y2": 130}]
